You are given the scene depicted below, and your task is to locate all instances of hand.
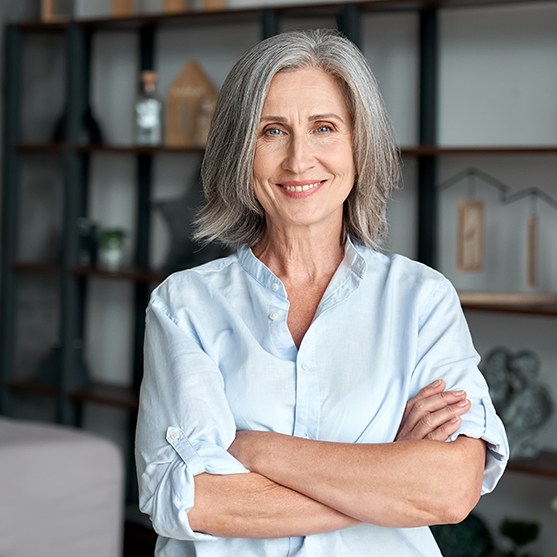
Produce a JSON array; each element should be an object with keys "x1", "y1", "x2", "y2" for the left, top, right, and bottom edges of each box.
[{"x1": 395, "y1": 379, "x2": 471, "y2": 442}]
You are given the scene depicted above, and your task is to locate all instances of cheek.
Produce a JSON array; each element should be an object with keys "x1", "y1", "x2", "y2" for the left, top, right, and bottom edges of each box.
[{"x1": 253, "y1": 142, "x2": 281, "y2": 179}]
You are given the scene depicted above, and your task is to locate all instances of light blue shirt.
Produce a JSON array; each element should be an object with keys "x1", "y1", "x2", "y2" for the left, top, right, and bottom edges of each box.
[{"x1": 136, "y1": 238, "x2": 509, "y2": 557}]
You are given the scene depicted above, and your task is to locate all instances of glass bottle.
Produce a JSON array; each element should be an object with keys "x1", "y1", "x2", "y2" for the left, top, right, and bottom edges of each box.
[{"x1": 135, "y1": 70, "x2": 163, "y2": 145}]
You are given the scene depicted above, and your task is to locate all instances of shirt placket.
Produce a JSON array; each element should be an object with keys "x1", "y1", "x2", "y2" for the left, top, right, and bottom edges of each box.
[{"x1": 293, "y1": 334, "x2": 319, "y2": 440}]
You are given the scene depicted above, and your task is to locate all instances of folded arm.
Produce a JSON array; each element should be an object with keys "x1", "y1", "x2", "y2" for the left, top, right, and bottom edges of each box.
[
  {"x1": 189, "y1": 470, "x2": 358, "y2": 538},
  {"x1": 189, "y1": 380, "x2": 476, "y2": 537},
  {"x1": 229, "y1": 430, "x2": 486, "y2": 528}
]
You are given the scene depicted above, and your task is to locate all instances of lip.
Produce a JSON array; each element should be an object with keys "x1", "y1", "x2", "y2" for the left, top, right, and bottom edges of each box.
[
  {"x1": 280, "y1": 180, "x2": 324, "y2": 188},
  {"x1": 277, "y1": 179, "x2": 326, "y2": 197}
]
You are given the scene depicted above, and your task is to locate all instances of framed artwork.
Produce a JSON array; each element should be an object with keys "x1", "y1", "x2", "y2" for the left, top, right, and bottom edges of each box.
[{"x1": 457, "y1": 199, "x2": 484, "y2": 272}]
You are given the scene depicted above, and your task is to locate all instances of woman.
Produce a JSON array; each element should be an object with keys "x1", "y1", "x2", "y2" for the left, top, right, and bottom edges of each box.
[{"x1": 136, "y1": 29, "x2": 508, "y2": 556}]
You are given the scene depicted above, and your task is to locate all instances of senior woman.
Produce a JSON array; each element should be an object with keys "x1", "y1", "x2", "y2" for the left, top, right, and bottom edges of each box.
[{"x1": 136, "y1": 29, "x2": 508, "y2": 556}]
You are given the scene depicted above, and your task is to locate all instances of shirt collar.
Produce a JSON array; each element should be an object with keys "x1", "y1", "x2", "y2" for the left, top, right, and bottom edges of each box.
[{"x1": 236, "y1": 236, "x2": 367, "y2": 296}]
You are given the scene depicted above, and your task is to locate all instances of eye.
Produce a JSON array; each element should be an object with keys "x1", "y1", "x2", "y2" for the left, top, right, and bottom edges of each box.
[
  {"x1": 264, "y1": 127, "x2": 283, "y2": 137},
  {"x1": 316, "y1": 124, "x2": 332, "y2": 134}
]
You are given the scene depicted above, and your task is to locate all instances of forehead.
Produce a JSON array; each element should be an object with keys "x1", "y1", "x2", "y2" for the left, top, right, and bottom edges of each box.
[{"x1": 262, "y1": 67, "x2": 350, "y2": 115}]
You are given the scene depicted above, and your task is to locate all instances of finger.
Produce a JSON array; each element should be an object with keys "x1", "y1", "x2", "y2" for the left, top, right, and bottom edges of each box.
[
  {"x1": 425, "y1": 415, "x2": 463, "y2": 442},
  {"x1": 400, "y1": 389, "x2": 467, "y2": 436},
  {"x1": 402, "y1": 399, "x2": 471, "y2": 441},
  {"x1": 401, "y1": 379, "x2": 446, "y2": 423}
]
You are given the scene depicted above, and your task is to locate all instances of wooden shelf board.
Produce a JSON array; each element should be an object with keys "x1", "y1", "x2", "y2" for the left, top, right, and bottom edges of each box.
[
  {"x1": 15, "y1": 142, "x2": 205, "y2": 154},
  {"x1": 7, "y1": 380, "x2": 138, "y2": 410},
  {"x1": 72, "y1": 265, "x2": 167, "y2": 284},
  {"x1": 15, "y1": 142, "x2": 557, "y2": 157},
  {"x1": 507, "y1": 450, "x2": 557, "y2": 480},
  {"x1": 16, "y1": 1, "x2": 557, "y2": 32},
  {"x1": 400, "y1": 145, "x2": 557, "y2": 156},
  {"x1": 69, "y1": 382, "x2": 139, "y2": 410},
  {"x1": 8, "y1": 379, "x2": 57, "y2": 398},
  {"x1": 459, "y1": 292, "x2": 557, "y2": 316},
  {"x1": 75, "y1": 144, "x2": 204, "y2": 154},
  {"x1": 14, "y1": 142, "x2": 64, "y2": 153},
  {"x1": 11, "y1": 261, "x2": 61, "y2": 274}
]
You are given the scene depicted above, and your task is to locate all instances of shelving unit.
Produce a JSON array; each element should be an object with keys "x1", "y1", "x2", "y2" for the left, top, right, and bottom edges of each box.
[{"x1": 2, "y1": 0, "x2": 556, "y2": 551}]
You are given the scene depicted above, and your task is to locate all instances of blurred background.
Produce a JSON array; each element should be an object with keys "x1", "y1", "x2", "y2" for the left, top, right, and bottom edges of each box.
[{"x1": 1, "y1": 1, "x2": 557, "y2": 556}]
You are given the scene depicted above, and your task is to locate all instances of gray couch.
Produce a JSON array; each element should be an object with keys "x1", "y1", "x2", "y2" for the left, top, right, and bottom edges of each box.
[{"x1": 0, "y1": 417, "x2": 124, "y2": 557}]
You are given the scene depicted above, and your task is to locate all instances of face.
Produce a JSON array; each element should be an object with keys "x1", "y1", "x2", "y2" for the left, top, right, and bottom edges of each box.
[{"x1": 253, "y1": 67, "x2": 355, "y2": 238}]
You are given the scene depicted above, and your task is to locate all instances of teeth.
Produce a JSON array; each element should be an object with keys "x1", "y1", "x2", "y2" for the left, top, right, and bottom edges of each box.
[{"x1": 282, "y1": 182, "x2": 320, "y2": 192}]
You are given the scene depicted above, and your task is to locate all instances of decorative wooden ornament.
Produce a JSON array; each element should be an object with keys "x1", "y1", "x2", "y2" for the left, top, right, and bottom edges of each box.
[
  {"x1": 41, "y1": 0, "x2": 73, "y2": 22},
  {"x1": 201, "y1": 0, "x2": 226, "y2": 11},
  {"x1": 165, "y1": 62, "x2": 218, "y2": 148},
  {"x1": 164, "y1": 0, "x2": 189, "y2": 12},
  {"x1": 457, "y1": 199, "x2": 484, "y2": 272},
  {"x1": 528, "y1": 214, "x2": 538, "y2": 290},
  {"x1": 112, "y1": 0, "x2": 133, "y2": 17}
]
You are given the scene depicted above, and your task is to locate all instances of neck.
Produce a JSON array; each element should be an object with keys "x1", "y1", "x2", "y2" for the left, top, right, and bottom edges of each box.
[{"x1": 252, "y1": 224, "x2": 345, "y2": 283}]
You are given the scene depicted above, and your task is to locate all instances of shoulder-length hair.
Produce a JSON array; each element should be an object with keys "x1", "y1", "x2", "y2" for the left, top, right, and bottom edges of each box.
[{"x1": 194, "y1": 28, "x2": 400, "y2": 250}]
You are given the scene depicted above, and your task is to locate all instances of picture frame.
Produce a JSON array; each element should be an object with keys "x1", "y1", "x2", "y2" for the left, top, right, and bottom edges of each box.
[{"x1": 457, "y1": 199, "x2": 484, "y2": 272}]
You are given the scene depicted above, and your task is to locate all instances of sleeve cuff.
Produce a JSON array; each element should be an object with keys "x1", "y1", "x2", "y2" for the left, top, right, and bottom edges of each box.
[
  {"x1": 446, "y1": 398, "x2": 509, "y2": 495},
  {"x1": 155, "y1": 427, "x2": 249, "y2": 542},
  {"x1": 166, "y1": 426, "x2": 250, "y2": 476}
]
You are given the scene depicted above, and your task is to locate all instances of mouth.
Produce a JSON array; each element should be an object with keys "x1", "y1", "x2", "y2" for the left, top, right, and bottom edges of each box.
[{"x1": 279, "y1": 180, "x2": 324, "y2": 193}]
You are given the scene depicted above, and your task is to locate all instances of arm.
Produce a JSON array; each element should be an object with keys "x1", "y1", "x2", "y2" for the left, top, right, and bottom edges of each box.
[
  {"x1": 230, "y1": 430, "x2": 485, "y2": 528},
  {"x1": 228, "y1": 280, "x2": 507, "y2": 528},
  {"x1": 188, "y1": 378, "x2": 469, "y2": 538},
  {"x1": 189, "y1": 471, "x2": 358, "y2": 538},
  {"x1": 136, "y1": 291, "x2": 357, "y2": 540}
]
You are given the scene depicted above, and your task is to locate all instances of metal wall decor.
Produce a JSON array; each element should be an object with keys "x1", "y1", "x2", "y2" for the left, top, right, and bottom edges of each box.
[{"x1": 481, "y1": 347, "x2": 553, "y2": 458}]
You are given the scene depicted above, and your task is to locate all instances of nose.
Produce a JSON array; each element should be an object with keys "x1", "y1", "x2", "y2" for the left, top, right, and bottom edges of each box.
[{"x1": 282, "y1": 132, "x2": 314, "y2": 174}]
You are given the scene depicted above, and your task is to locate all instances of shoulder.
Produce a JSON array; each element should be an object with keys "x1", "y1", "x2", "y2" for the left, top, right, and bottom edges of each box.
[
  {"x1": 149, "y1": 252, "x2": 242, "y2": 311},
  {"x1": 360, "y1": 246, "x2": 450, "y2": 285},
  {"x1": 357, "y1": 246, "x2": 456, "y2": 305}
]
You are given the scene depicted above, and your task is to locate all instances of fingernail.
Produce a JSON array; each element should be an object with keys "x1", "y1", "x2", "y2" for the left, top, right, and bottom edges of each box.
[
  {"x1": 431, "y1": 379, "x2": 442, "y2": 387},
  {"x1": 452, "y1": 390, "x2": 465, "y2": 396},
  {"x1": 457, "y1": 399, "x2": 469, "y2": 407}
]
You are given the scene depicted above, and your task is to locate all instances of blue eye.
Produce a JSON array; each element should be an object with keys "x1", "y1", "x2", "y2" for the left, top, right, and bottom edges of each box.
[
  {"x1": 316, "y1": 125, "x2": 332, "y2": 133},
  {"x1": 265, "y1": 128, "x2": 282, "y2": 136}
]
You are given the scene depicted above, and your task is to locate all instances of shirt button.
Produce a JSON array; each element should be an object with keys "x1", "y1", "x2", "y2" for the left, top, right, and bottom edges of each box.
[
  {"x1": 271, "y1": 283, "x2": 280, "y2": 292},
  {"x1": 169, "y1": 430, "x2": 182, "y2": 442},
  {"x1": 269, "y1": 311, "x2": 278, "y2": 321},
  {"x1": 301, "y1": 362, "x2": 310, "y2": 371}
]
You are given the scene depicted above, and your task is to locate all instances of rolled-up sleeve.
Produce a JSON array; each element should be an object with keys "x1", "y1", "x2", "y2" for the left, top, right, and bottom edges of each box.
[
  {"x1": 412, "y1": 278, "x2": 509, "y2": 495},
  {"x1": 135, "y1": 291, "x2": 248, "y2": 541}
]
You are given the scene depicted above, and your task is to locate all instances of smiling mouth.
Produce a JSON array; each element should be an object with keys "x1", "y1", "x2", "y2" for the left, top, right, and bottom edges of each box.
[{"x1": 280, "y1": 181, "x2": 322, "y2": 193}]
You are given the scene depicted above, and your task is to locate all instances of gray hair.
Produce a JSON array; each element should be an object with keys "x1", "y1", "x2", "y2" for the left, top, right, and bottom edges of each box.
[{"x1": 194, "y1": 28, "x2": 400, "y2": 249}]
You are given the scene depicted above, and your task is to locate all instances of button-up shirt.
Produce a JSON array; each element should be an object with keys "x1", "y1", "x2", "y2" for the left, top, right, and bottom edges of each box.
[{"x1": 135, "y1": 238, "x2": 509, "y2": 556}]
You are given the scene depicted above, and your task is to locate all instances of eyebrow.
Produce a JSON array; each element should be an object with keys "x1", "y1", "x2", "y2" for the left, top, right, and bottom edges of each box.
[{"x1": 260, "y1": 113, "x2": 346, "y2": 124}]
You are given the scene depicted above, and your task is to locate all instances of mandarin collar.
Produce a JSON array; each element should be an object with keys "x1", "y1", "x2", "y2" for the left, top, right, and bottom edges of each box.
[{"x1": 236, "y1": 236, "x2": 367, "y2": 296}]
